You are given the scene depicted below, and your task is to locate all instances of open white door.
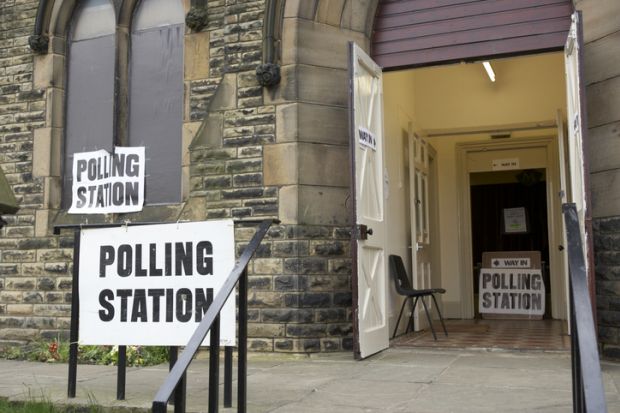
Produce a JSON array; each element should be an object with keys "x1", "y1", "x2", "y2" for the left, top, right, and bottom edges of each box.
[
  {"x1": 349, "y1": 42, "x2": 389, "y2": 359},
  {"x1": 564, "y1": 11, "x2": 595, "y2": 293}
]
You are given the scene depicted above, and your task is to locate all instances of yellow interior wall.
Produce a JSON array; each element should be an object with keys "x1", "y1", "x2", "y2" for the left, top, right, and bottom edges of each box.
[
  {"x1": 383, "y1": 52, "x2": 567, "y2": 319},
  {"x1": 382, "y1": 71, "x2": 417, "y2": 332},
  {"x1": 412, "y1": 53, "x2": 567, "y2": 131}
]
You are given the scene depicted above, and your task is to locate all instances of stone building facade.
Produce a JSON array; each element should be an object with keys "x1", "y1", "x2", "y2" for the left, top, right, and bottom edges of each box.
[
  {"x1": 0, "y1": 0, "x2": 353, "y2": 353},
  {"x1": 577, "y1": 0, "x2": 620, "y2": 359},
  {"x1": 0, "y1": 0, "x2": 619, "y2": 358}
]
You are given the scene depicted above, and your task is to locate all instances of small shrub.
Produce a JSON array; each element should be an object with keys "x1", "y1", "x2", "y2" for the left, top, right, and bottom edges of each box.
[
  {"x1": 0, "y1": 397, "x2": 103, "y2": 412},
  {"x1": 0, "y1": 340, "x2": 168, "y2": 367}
]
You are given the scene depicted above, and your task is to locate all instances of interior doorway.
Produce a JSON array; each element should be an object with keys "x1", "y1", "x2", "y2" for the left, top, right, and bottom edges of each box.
[
  {"x1": 380, "y1": 52, "x2": 570, "y2": 343},
  {"x1": 470, "y1": 169, "x2": 550, "y2": 318}
]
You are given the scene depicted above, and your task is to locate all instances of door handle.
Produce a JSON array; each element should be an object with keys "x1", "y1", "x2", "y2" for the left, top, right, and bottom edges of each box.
[{"x1": 416, "y1": 243, "x2": 423, "y2": 251}]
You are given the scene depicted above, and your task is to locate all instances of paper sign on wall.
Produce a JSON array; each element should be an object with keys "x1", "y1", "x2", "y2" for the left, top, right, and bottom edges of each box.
[
  {"x1": 78, "y1": 220, "x2": 236, "y2": 346},
  {"x1": 503, "y1": 207, "x2": 528, "y2": 233},
  {"x1": 358, "y1": 127, "x2": 377, "y2": 151},
  {"x1": 492, "y1": 158, "x2": 519, "y2": 171},
  {"x1": 69, "y1": 147, "x2": 145, "y2": 214}
]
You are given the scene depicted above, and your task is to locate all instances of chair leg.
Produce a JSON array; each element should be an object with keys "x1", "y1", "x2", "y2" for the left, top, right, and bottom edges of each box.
[
  {"x1": 420, "y1": 296, "x2": 437, "y2": 340},
  {"x1": 406, "y1": 297, "x2": 419, "y2": 334},
  {"x1": 431, "y1": 294, "x2": 448, "y2": 337},
  {"x1": 392, "y1": 298, "x2": 408, "y2": 339}
]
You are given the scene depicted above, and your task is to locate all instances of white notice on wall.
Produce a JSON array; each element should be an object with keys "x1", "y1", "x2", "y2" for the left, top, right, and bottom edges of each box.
[
  {"x1": 478, "y1": 268, "x2": 545, "y2": 316},
  {"x1": 492, "y1": 158, "x2": 520, "y2": 171},
  {"x1": 503, "y1": 207, "x2": 528, "y2": 233},
  {"x1": 79, "y1": 220, "x2": 236, "y2": 346},
  {"x1": 358, "y1": 127, "x2": 377, "y2": 151},
  {"x1": 69, "y1": 147, "x2": 145, "y2": 214}
]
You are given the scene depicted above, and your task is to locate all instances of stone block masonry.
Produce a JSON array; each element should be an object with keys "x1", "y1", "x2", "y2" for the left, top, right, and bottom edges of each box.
[
  {"x1": 593, "y1": 217, "x2": 620, "y2": 359},
  {"x1": 0, "y1": 0, "x2": 354, "y2": 353},
  {"x1": 0, "y1": 0, "x2": 67, "y2": 345}
]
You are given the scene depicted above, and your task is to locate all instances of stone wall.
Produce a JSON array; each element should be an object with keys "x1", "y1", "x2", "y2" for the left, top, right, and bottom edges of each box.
[
  {"x1": 0, "y1": 0, "x2": 66, "y2": 344},
  {"x1": 0, "y1": 0, "x2": 355, "y2": 353},
  {"x1": 576, "y1": 0, "x2": 620, "y2": 359},
  {"x1": 188, "y1": 0, "x2": 355, "y2": 352}
]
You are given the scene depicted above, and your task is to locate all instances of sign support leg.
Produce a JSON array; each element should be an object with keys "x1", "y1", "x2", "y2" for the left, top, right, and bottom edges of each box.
[
  {"x1": 67, "y1": 229, "x2": 81, "y2": 398},
  {"x1": 117, "y1": 345, "x2": 126, "y2": 400},
  {"x1": 224, "y1": 347, "x2": 233, "y2": 407}
]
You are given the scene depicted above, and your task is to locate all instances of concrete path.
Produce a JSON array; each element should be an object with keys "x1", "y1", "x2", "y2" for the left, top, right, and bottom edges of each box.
[{"x1": 0, "y1": 348, "x2": 619, "y2": 412}]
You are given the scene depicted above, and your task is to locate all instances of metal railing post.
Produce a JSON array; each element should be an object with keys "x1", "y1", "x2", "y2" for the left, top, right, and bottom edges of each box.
[
  {"x1": 209, "y1": 315, "x2": 221, "y2": 413},
  {"x1": 169, "y1": 346, "x2": 186, "y2": 413},
  {"x1": 224, "y1": 347, "x2": 233, "y2": 407},
  {"x1": 238, "y1": 267, "x2": 248, "y2": 413},
  {"x1": 563, "y1": 204, "x2": 607, "y2": 413}
]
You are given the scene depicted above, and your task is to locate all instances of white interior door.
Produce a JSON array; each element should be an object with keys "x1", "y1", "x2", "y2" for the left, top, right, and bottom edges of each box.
[
  {"x1": 564, "y1": 11, "x2": 593, "y2": 289},
  {"x1": 409, "y1": 133, "x2": 433, "y2": 329},
  {"x1": 555, "y1": 110, "x2": 569, "y2": 320},
  {"x1": 349, "y1": 42, "x2": 388, "y2": 359}
]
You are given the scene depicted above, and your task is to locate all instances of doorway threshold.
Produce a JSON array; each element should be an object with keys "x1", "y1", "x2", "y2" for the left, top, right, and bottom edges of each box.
[{"x1": 391, "y1": 319, "x2": 570, "y2": 352}]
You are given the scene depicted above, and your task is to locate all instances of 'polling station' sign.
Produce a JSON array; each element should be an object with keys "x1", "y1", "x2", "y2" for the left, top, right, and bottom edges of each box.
[
  {"x1": 478, "y1": 268, "x2": 545, "y2": 316},
  {"x1": 79, "y1": 220, "x2": 236, "y2": 346},
  {"x1": 69, "y1": 147, "x2": 145, "y2": 214}
]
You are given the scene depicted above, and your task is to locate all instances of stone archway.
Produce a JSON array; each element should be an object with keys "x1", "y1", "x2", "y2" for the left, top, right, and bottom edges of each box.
[
  {"x1": 267, "y1": 0, "x2": 380, "y2": 227},
  {"x1": 284, "y1": 0, "x2": 379, "y2": 36}
]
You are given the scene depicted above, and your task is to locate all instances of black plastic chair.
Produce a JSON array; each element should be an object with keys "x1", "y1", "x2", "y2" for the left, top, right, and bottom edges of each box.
[{"x1": 390, "y1": 254, "x2": 448, "y2": 340}]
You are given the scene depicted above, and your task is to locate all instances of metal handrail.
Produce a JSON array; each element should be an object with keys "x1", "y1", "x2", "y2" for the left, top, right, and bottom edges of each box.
[
  {"x1": 152, "y1": 218, "x2": 278, "y2": 413},
  {"x1": 562, "y1": 203, "x2": 607, "y2": 412}
]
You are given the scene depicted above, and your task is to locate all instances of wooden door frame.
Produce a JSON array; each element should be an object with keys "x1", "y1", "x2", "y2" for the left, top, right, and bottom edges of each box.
[{"x1": 455, "y1": 136, "x2": 567, "y2": 319}]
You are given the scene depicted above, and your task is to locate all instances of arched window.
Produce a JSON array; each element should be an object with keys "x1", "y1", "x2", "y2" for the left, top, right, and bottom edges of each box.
[
  {"x1": 63, "y1": 0, "x2": 185, "y2": 208},
  {"x1": 63, "y1": 0, "x2": 116, "y2": 207},
  {"x1": 130, "y1": 0, "x2": 184, "y2": 204}
]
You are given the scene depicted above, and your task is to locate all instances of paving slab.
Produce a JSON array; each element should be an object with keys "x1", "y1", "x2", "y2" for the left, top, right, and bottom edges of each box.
[{"x1": 0, "y1": 348, "x2": 617, "y2": 412}]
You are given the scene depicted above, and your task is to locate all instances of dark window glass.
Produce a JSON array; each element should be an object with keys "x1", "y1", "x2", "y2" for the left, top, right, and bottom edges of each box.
[
  {"x1": 129, "y1": 0, "x2": 184, "y2": 204},
  {"x1": 63, "y1": 0, "x2": 116, "y2": 207}
]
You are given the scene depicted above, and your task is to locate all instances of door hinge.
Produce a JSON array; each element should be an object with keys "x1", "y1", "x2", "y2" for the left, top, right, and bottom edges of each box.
[{"x1": 353, "y1": 224, "x2": 373, "y2": 240}]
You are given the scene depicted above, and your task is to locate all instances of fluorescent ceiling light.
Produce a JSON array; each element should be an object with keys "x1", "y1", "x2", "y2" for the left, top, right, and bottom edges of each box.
[{"x1": 482, "y1": 61, "x2": 495, "y2": 82}]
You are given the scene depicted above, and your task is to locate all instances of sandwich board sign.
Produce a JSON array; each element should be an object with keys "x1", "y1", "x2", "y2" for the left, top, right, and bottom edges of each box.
[
  {"x1": 78, "y1": 219, "x2": 236, "y2": 346},
  {"x1": 479, "y1": 251, "x2": 545, "y2": 318}
]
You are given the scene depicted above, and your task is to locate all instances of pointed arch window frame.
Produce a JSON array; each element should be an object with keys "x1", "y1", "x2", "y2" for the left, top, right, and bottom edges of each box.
[{"x1": 37, "y1": 0, "x2": 187, "y2": 214}]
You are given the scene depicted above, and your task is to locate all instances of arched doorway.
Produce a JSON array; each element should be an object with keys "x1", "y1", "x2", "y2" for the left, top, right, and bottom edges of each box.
[{"x1": 277, "y1": 0, "x2": 587, "y2": 359}]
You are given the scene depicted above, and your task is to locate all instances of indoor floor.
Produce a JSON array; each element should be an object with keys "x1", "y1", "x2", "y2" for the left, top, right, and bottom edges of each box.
[{"x1": 391, "y1": 319, "x2": 570, "y2": 351}]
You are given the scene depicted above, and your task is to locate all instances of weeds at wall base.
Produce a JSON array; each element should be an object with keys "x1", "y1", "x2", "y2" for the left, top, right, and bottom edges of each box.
[{"x1": 0, "y1": 340, "x2": 168, "y2": 367}]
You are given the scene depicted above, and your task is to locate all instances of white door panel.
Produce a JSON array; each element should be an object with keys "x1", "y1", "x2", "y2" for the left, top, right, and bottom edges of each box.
[
  {"x1": 350, "y1": 42, "x2": 389, "y2": 359},
  {"x1": 410, "y1": 133, "x2": 434, "y2": 329}
]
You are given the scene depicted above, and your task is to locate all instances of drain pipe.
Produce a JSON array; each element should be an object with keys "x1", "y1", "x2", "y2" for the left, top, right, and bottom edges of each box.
[
  {"x1": 256, "y1": 0, "x2": 281, "y2": 88},
  {"x1": 29, "y1": 0, "x2": 51, "y2": 54}
]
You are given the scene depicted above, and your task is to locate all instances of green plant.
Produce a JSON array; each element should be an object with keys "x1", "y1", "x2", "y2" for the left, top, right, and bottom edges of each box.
[
  {"x1": 0, "y1": 397, "x2": 104, "y2": 412},
  {"x1": 0, "y1": 340, "x2": 168, "y2": 367}
]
